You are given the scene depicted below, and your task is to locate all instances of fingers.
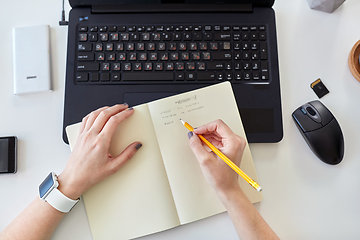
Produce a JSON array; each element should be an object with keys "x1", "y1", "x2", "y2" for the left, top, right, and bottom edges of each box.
[
  {"x1": 108, "y1": 141, "x2": 142, "y2": 174},
  {"x1": 80, "y1": 106, "x2": 109, "y2": 133},
  {"x1": 91, "y1": 104, "x2": 129, "y2": 133},
  {"x1": 188, "y1": 131, "x2": 214, "y2": 165},
  {"x1": 194, "y1": 119, "x2": 234, "y2": 139},
  {"x1": 100, "y1": 107, "x2": 135, "y2": 146}
]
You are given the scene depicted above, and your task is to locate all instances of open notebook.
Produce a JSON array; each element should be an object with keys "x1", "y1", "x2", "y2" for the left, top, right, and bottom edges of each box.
[{"x1": 66, "y1": 82, "x2": 263, "y2": 240}]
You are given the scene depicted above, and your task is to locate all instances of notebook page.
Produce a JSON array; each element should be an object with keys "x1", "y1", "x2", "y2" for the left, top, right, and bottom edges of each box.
[
  {"x1": 66, "y1": 104, "x2": 180, "y2": 240},
  {"x1": 148, "y1": 82, "x2": 263, "y2": 224}
]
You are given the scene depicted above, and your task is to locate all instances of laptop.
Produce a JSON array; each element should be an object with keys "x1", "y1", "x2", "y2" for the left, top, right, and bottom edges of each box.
[{"x1": 63, "y1": 0, "x2": 283, "y2": 144}]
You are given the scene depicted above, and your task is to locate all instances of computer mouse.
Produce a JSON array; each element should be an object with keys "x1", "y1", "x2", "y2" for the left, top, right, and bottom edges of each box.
[{"x1": 292, "y1": 100, "x2": 344, "y2": 165}]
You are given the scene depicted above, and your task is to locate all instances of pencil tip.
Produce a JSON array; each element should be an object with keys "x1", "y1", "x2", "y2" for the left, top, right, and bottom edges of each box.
[{"x1": 180, "y1": 119, "x2": 185, "y2": 125}]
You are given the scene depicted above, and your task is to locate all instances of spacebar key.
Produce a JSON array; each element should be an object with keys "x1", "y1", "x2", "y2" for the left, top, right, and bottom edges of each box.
[{"x1": 122, "y1": 72, "x2": 174, "y2": 81}]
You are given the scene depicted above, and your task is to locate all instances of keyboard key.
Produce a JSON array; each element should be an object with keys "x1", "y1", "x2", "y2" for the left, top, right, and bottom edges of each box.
[
  {"x1": 116, "y1": 43, "x2": 124, "y2": 51},
  {"x1": 170, "y1": 53, "x2": 179, "y2": 61},
  {"x1": 102, "y1": 63, "x2": 110, "y2": 71},
  {"x1": 193, "y1": 32, "x2": 202, "y2": 40},
  {"x1": 208, "y1": 61, "x2": 224, "y2": 70},
  {"x1": 121, "y1": 33, "x2": 129, "y2": 41},
  {"x1": 147, "y1": 43, "x2": 155, "y2": 51},
  {"x1": 108, "y1": 26, "x2": 117, "y2": 32},
  {"x1": 100, "y1": 73, "x2": 110, "y2": 81},
  {"x1": 214, "y1": 32, "x2": 231, "y2": 41},
  {"x1": 112, "y1": 63, "x2": 121, "y2": 71},
  {"x1": 186, "y1": 72, "x2": 195, "y2": 80},
  {"x1": 89, "y1": 73, "x2": 99, "y2": 81},
  {"x1": 260, "y1": 32, "x2": 267, "y2": 41},
  {"x1": 118, "y1": 53, "x2": 126, "y2": 61},
  {"x1": 154, "y1": 63, "x2": 163, "y2": 71},
  {"x1": 78, "y1": 53, "x2": 94, "y2": 61},
  {"x1": 210, "y1": 42, "x2": 218, "y2": 50},
  {"x1": 260, "y1": 42, "x2": 268, "y2": 60},
  {"x1": 145, "y1": 63, "x2": 153, "y2": 70},
  {"x1": 79, "y1": 33, "x2": 87, "y2": 41},
  {"x1": 187, "y1": 62, "x2": 195, "y2": 70},
  {"x1": 190, "y1": 43, "x2": 197, "y2": 51},
  {"x1": 150, "y1": 53, "x2": 158, "y2": 60},
  {"x1": 77, "y1": 62, "x2": 99, "y2": 71},
  {"x1": 197, "y1": 72, "x2": 215, "y2": 80},
  {"x1": 166, "y1": 63, "x2": 174, "y2": 71},
  {"x1": 142, "y1": 33, "x2": 150, "y2": 41},
  {"x1": 122, "y1": 72, "x2": 173, "y2": 81},
  {"x1": 197, "y1": 62, "x2": 206, "y2": 70},
  {"x1": 216, "y1": 72, "x2": 224, "y2": 80},
  {"x1": 134, "y1": 63, "x2": 142, "y2": 71},
  {"x1": 99, "y1": 26, "x2": 107, "y2": 32},
  {"x1": 76, "y1": 72, "x2": 88, "y2": 82},
  {"x1": 183, "y1": 32, "x2": 191, "y2": 40},
  {"x1": 97, "y1": 53, "x2": 105, "y2": 61},
  {"x1": 100, "y1": 33, "x2": 108, "y2": 41},
  {"x1": 235, "y1": 72, "x2": 242, "y2": 80},
  {"x1": 223, "y1": 25, "x2": 231, "y2": 31},
  {"x1": 78, "y1": 26, "x2": 87, "y2": 32},
  {"x1": 111, "y1": 72, "x2": 121, "y2": 81},
  {"x1": 95, "y1": 43, "x2": 103, "y2": 51},
  {"x1": 244, "y1": 71, "x2": 251, "y2": 80},
  {"x1": 78, "y1": 43, "x2": 92, "y2": 51},
  {"x1": 253, "y1": 71, "x2": 260, "y2": 80},
  {"x1": 123, "y1": 63, "x2": 131, "y2": 71},
  {"x1": 202, "y1": 52, "x2": 211, "y2": 60},
  {"x1": 176, "y1": 62, "x2": 184, "y2": 70},
  {"x1": 89, "y1": 33, "x2": 98, "y2": 41},
  {"x1": 110, "y1": 33, "x2": 119, "y2": 41},
  {"x1": 181, "y1": 52, "x2": 189, "y2": 60},
  {"x1": 175, "y1": 72, "x2": 185, "y2": 81},
  {"x1": 204, "y1": 32, "x2": 212, "y2": 40},
  {"x1": 212, "y1": 52, "x2": 232, "y2": 60},
  {"x1": 226, "y1": 72, "x2": 233, "y2": 80},
  {"x1": 172, "y1": 33, "x2": 182, "y2": 41}
]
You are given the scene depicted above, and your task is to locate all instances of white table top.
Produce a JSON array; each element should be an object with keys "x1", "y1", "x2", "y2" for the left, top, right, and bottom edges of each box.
[{"x1": 1, "y1": 0, "x2": 360, "y2": 239}]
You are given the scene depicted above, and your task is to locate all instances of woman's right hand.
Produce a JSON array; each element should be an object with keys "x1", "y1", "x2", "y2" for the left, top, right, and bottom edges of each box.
[{"x1": 188, "y1": 119, "x2": 246, "y2": 195}]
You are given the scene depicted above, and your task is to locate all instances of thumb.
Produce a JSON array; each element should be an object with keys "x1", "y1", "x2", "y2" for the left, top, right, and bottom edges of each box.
[
  {"x1": 188, "y1": 132, "x2": 213, "y2": 164},
  {"x1": 109, "y1": 142, "x2": 142, "y2": 173}
]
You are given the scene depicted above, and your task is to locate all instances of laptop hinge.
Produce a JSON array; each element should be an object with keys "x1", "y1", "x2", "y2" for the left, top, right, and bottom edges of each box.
[{"x1": 91, "y1": 4, "x2": 253, "y2": 13}]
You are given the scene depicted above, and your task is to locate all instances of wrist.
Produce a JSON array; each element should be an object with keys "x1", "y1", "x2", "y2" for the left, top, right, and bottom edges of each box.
[
  {"x1": 216, "y1": 184, "x2": 244, "y2": 205},
  {"x1": 57, "y1": 174, "x2": 82, "y2": 200}
]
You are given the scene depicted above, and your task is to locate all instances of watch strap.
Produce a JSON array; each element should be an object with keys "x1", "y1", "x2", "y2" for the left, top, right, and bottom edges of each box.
[{"x1": 46, "y1": 188, "x2": 79, "y2": 213}]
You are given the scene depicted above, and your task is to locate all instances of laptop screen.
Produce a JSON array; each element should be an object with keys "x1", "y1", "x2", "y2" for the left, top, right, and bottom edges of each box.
[{"x1": 69, "y1": 0, "x2": 274, "y2": 8}]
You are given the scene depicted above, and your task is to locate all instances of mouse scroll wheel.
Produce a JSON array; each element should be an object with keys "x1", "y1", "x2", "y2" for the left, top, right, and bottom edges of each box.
[{"x1": 306, "y1": 107, "x2": 316, "y2": 116}]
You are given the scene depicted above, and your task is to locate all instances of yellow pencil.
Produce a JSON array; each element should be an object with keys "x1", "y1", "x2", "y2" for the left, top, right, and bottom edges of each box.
[{"x1": 181, "y1": 119, "x2": 262, "y2": 192}]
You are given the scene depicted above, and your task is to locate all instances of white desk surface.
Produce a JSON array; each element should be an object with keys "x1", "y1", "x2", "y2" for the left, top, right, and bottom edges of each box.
[{"x1": 1, "y1": 0, "x2": 360, "y2": 239}]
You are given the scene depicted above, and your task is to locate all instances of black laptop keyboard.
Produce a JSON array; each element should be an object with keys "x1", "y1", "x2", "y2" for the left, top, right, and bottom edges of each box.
[{"x1": 76, "y1": 24, "x2": 269, "y2": 84}]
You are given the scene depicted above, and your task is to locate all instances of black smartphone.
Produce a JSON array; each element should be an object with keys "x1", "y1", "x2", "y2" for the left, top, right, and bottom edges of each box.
[{"x1": 0, "y1": 136, "x2": 17, "y2": 174}]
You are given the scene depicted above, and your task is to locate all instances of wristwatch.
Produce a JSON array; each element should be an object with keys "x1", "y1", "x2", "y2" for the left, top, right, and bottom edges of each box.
[{"x1": 39, "y1": 172, "x2": 79, "y2": 213}]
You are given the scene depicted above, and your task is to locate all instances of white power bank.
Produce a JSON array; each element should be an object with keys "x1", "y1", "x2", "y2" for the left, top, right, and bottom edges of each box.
[{"x1": 13, "y1": 25, "x2": 52, "y2": 95}]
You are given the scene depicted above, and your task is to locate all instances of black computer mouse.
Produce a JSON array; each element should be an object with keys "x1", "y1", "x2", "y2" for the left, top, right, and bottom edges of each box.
[{"x1": 292, "y1": 100, "x2": 344, "y2": 165}]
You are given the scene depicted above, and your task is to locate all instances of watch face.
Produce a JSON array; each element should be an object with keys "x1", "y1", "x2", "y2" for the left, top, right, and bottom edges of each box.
[{"x1": 39, "y1": 172, "x2": 55, "y2": 198}]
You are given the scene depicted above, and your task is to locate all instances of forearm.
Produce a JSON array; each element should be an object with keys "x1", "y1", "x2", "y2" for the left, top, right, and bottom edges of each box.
[
  {"x1": 0, "y1": 198, "x2": 65, "y2": 240},
  {"x1": 217, "y1": 186, "x2": 279, "y2": 240}
]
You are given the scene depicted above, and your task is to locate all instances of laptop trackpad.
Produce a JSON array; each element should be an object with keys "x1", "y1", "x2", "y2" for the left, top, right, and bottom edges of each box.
[{"x1": 124, "y1": 92, "x2": 176, "y2": 106}]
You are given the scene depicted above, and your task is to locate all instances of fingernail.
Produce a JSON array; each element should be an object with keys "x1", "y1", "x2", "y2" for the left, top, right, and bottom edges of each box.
[
  {"x1": 188, "y1": 131, "x2": 193, "y2": 139},
  {"x1": 135, "y1": 143, "x2": 142, "y2": 150},
  {"x1": 123, "y1": 103, "x2": 128, "y2": 106},
  {"x1": 128, "y1": 107, "x2": 133, "y2": 110}
]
